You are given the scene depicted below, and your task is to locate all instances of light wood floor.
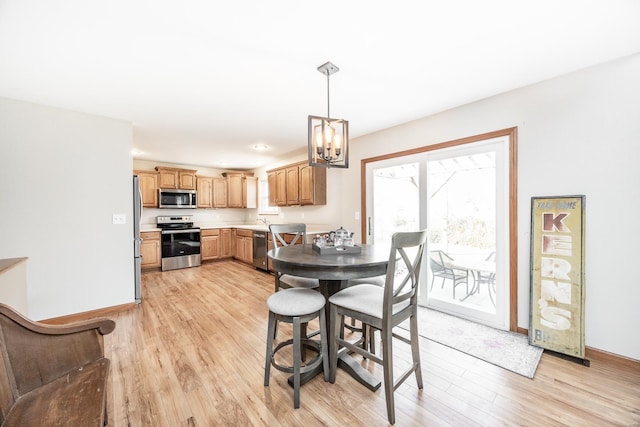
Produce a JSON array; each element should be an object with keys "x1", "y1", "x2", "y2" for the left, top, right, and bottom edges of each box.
[{"x1": 104, "y1": 260, "x2": 640, "y2": 426}]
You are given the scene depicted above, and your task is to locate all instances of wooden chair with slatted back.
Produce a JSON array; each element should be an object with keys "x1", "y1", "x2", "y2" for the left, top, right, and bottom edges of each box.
[
  {"x1": 269, "y1": 223, "x2": 319, "y2": 292},
  {"x1": 328, "y1": 230, "x2": 428, "y2": 425}
]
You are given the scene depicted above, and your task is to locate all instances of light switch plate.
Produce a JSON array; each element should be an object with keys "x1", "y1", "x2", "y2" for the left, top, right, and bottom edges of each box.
[{"x1": 112, "y1": 214, "x2": 126, "y2": 225}]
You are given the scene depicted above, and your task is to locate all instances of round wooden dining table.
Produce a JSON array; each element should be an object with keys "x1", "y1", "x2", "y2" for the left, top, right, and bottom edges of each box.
[{"x1": 268, "y1": 243, "x2": 389, "y2": 391}]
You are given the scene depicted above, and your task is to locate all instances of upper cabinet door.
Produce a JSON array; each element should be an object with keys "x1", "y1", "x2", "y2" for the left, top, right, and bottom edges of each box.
[
  {"x1": 275, "y1": 169, "x2": 287, "y2": 206},
  {"x1": 158, "y1": 168, "x2": 178, "y2": 189},
  {"x1": 179, "y1": 171, "x2": 196, "y2": 190},
  {"x1": 136, "y1": 171, "x2": 159, "y2": 207},
  {"x1": 213, "y1": 178, "x2": 228, "y2": 208},
  {"x1": 196, "y1": 176, "x2": 213, "y2": 208},
  {"x1": 227, "y1": 174, "x2": 244, "y2": 208},
  {"x1": 299, "y1": 164, "x2": 326, "y2": 205},
  {"x1": 285, "y1": 165, "x2": 299, "y2": 205},
  {"x1": 155, "y1": 167, "x2": 196, "y2": 189}
]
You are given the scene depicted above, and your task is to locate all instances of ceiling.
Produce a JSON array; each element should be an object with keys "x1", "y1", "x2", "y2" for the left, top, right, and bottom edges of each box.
[{"x1": 1, "y1": 1, "x2": 639, "y2": 170}]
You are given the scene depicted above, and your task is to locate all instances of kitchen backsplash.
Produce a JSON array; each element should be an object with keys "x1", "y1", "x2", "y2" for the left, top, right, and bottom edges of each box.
[{"x1": 140, "y1": 207, "x2": 250, "y2": 226}]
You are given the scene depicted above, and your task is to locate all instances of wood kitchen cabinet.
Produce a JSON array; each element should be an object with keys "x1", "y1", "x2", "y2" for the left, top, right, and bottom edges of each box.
[
  {"x1": 267, "y1": 169, "x2": 287, "y2": 206},
  {"x1": 155, "y1": 167, "x2": 197, "y2": 190},
  {"x1": 200, "y1": 229, "x2": 220, "y2": 261},
  {"x1": 285, "y1": 165, "x2": 300, "y2": 205},
  {"x1": 179, "y1": 170, "x2": 196, "y2": 189},
  {"x1": 299, "y1": 163, "x2": 327, "y2": 205},
  {"x1": 224, "y1": 172, "x2": 257, "y2": 208},
  {"x1": 196, "y1": 176, "x2": 213, "y2": 208},
  {"x1": 234, "y1": 229, "x2": 253, "y2": 264},
  {"x1": 140, "y1": 231, "x2": 161, "y2": 270},
  {"x1": 135, "y1": 170, "x2": 159, "y2": 208},
  {"x1": 202, "y1": 228, "x2": 233, "y2": 261},
  {"x1": 156, "y1": 167, "x2": 178, "y2": 189},
  {"x1": 220, "y1": 228, "x2": 233, "y2": 258},
  {"x1": 267, "y1": 161, "x2": 326, "y2": 206},
  {"x1": 213, "y1": 178, "x2": 228, "y2": 208},
  {"x1": 227, "y1": 174, "x2": 243, "y2": 208}
]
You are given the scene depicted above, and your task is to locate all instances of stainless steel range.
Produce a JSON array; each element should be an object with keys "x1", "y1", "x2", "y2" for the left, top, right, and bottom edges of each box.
[{"x1": 156, "y1": 215, "x2": 201, "y2": 271}]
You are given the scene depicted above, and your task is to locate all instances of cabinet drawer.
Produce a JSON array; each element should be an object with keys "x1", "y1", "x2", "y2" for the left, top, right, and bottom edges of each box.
[
  {"x1": 140, "y1": 231, "x2": 160, "y2": 240},
  {"x1": 200, "y1": 229, "x2": 221, "y2": 237},
  {"x1": 235, "y1": 229, "x2": 253, "y2": 238}
]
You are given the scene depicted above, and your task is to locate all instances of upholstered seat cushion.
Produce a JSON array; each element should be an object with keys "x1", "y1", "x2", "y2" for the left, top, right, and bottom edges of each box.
[
  {"x1": 267, "y1": 288, "x2": 325, "y2": 317},
  {"x1": 280, "y1": 274, "x2": 319, "y2": 289},
  {"x1": 328, "y1": 284, "x2": 409, "y2": 319},
  {"x1": 347, "y1": 275, "x2": 385, "y2": 287}
]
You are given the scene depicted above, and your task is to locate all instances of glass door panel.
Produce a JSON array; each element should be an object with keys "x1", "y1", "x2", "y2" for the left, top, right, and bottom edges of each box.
[
  {"x1": 425, "y1": 139, "x2": 509, "y2": 329},
  {"x1": 370, "y1": 161, "x2": 420, "y2": 245},
  {"x1": 366, "y1": 136, "x2": 510, "y2": 329},
  {"x1": 426, "y1": 148, "x2": 496, "y2": 311}
]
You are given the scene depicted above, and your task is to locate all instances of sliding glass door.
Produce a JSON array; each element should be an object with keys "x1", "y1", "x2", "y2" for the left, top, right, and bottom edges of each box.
[
  {"x1": 364, "y1": 135, "x2": 511, "y2": 329},
  {"x1": 369, "y1": 161, "x2": 421, "y2": 243}
]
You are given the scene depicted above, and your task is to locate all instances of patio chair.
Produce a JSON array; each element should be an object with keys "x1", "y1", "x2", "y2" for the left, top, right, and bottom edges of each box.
[
  {"x1": 429, "y1": 250, "x2": 469, "y2": 299},
  {"x1": 474, "y1": 251, "x2": 496, "y2": 306}
]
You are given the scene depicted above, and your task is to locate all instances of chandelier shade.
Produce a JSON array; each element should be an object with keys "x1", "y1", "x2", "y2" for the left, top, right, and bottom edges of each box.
[{"x1": 308, "y1": 61, "x2": 349, "y2": 168}]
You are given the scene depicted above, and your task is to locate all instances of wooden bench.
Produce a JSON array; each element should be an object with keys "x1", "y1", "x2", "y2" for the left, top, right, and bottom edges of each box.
[{"x1": 0, "y1": 303, "x2": 115, "y2": 426}]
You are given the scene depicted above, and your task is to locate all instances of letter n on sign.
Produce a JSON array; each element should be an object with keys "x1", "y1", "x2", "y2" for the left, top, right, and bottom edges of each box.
[{"x1": 530, "y1": 195, "x2": 586, "y2": 359}]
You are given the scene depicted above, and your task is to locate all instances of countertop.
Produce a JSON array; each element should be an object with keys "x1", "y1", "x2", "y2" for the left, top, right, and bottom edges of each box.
[
  {"x1": 140, "y1": 223, "x2": 332, "y2": 235},
  {"x1": 0, "y1": 257, "x2": 28, "y2": 275}
]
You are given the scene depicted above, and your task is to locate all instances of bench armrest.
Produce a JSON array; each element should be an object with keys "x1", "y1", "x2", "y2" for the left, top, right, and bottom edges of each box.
[
  {"x1": 0, "y1": 303, "x2": 116, "y2": 395},
  {"x1": 0, "y1": 304, "x2": 115, "y2": 336}
]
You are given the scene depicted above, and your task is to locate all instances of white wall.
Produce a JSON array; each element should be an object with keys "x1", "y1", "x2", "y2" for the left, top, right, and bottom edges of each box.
[
  {"x1": 336, "y1": 53, "x2": 640, "y2": 360},
  {"x1": 0, "y1": 97, "x2": 134, "y2": 320}
]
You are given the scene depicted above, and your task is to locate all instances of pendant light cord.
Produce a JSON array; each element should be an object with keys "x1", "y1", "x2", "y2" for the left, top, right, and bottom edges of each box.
[{"x1": 326, "y1": 73, "x2": 331, "y2": 119}]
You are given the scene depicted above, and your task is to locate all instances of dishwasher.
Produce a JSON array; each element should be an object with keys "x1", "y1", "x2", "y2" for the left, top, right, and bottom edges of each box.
[{"x1": 252, "y1": 232, "x2": 269, "y2": 271}]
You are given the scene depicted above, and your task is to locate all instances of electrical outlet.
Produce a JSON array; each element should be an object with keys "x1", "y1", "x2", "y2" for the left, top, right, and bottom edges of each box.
[
  {"x1": 112, "y1": 214, "x2": 126, "y2": 225},
  {"x1": 354, "y1": 211, "x2": 360, "y2": 220},
  {"x1": 301, "y1": 213, "x2": 305, "y2": 219}
]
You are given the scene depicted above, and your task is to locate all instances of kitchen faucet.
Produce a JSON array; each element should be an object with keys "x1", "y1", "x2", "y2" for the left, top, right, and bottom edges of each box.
[{"x1": 257, "y1": 217, "x2": 269, "y2": 226}]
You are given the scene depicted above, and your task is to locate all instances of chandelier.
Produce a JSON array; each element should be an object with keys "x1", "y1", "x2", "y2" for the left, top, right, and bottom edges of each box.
[{"x1": 308, "y1": 61, "x2": 349, "y2": 168}]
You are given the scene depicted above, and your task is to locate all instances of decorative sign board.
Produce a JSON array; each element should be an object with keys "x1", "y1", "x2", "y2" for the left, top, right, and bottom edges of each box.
[{"x1": 529, "y1": 195, "x2": 586, "y2": 359}]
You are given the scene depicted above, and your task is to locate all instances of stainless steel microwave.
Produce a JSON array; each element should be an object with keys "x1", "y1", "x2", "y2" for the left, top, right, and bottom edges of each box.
[{"x1": 158, "y1": 189, "x2": 197, "y2": 209}]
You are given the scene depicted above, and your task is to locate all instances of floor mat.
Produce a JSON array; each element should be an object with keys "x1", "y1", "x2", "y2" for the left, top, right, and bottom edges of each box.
[{"x1": 403, "y1": 308, "x2": 543, "y2": 378}]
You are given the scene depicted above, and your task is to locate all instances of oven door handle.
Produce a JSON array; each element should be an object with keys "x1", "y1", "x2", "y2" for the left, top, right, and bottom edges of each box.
[{"x1": 161, "y1": 229, "x2": 200, "y2": 235}]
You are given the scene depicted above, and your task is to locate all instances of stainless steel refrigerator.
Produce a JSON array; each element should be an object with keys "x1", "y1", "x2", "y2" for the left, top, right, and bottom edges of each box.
[{"x1": 133, "y1": 175, "x2": 142, "y2": 303}]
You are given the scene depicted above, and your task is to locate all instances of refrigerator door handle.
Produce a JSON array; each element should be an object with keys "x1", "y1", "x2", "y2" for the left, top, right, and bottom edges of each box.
[{"x1": 134, "y1": 238, "x2": 142, "y2": 258}]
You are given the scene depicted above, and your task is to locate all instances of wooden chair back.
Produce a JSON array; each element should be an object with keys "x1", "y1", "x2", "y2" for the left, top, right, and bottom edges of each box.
[
  {"x1": 269, "y1": 223, "x2": 307, "y2": 248},
  {"x1": 383, "y1": 230, "x2": 428, "y2": 317}
]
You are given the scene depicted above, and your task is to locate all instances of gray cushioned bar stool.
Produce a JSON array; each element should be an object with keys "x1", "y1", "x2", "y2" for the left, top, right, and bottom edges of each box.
[{"x1": 264, "y1": 287, "x2": 329, "y2": 408}]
